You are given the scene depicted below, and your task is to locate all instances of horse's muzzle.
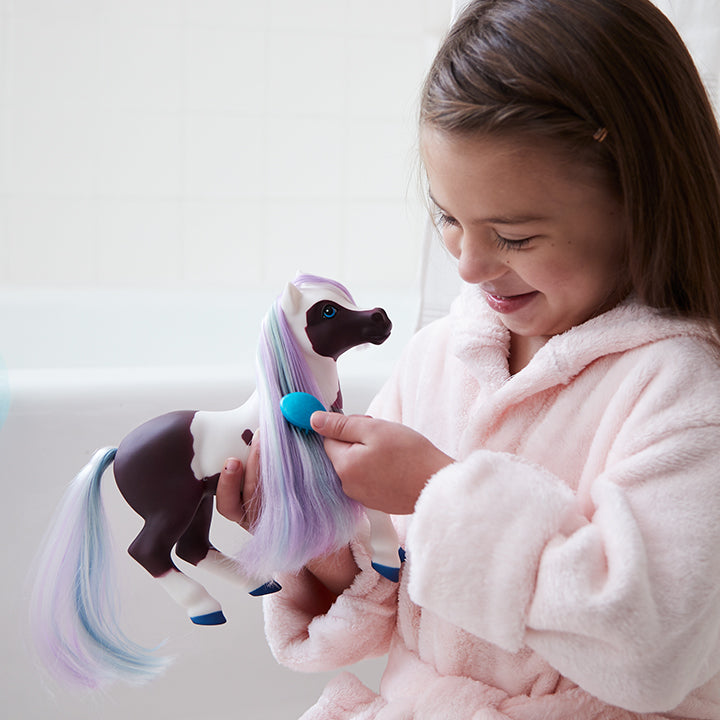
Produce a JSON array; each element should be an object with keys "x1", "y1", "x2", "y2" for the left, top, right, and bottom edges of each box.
[{"x1": 363, "y1": 307, "x2": 392, "y2": 344}]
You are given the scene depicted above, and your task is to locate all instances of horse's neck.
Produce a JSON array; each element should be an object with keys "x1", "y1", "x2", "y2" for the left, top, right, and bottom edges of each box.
[
  {"x1": 221, "y1": 356, "x2": 338, "y2": 416},
  {"x1": 305, "y1": 354, "x2": 340, "y2": 408},
  {"x1": 223, "y1": 354, "x2": 338, "y2": 417}
]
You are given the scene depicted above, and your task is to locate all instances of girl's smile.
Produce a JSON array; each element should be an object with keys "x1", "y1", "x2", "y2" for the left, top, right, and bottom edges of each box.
[
  {"x1": 482, "y1": 290, "x2": 540, "y2": 315},
  {"x1": 422, "y1": 129, "x2": 628, "y2": 369}
]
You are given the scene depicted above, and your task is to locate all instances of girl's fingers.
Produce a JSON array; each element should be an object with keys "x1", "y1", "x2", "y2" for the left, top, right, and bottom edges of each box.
[
  {"x1": 242, "y1": 435, "x2": 262, "y2": 528},
  {"x1": 216, "y1": 457, "x2": 245, "y2": 524},
  {"x1": 310, "y1": 411, "x2": 373, "y2": 442}
]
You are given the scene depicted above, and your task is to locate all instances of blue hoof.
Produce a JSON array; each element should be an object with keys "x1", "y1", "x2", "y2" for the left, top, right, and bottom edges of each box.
[
  {"x1": 191, "y1": 610, "x2": 227, "y2": 626},
  {"x1": 398, "y1": 546, "x2": 406, "y2": 563},
  {"x1": 249, "y1": 580, "x2": 282, "y2": 596},
  {"x1": 372, "y1": 562, "x2": 400, "y2": 583}
]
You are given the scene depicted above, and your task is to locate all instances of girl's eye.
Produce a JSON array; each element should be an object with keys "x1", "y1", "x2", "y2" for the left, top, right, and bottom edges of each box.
[
  {"x1": 494, "y1": 233, "x2": 534, "y2": 251},
  {"x1": 322, "y1": 304, "x2": 338, "y2": 319},
  {"x1": 434, "y1": 210, "x2": 459, "y2": 229}
]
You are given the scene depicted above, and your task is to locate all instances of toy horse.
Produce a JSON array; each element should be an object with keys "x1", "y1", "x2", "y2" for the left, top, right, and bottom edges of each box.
[{"x1": 30, "y1": 274, "x2": 401, "y2": 688}]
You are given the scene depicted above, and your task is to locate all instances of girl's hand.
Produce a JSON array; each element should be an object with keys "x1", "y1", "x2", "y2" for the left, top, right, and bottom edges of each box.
[
  {"x1": 310, "y1": 412, "x2": 453, "y2": 515},
  {"x1": 216, "y1": 436, "x2": 260, "y2": 531}
]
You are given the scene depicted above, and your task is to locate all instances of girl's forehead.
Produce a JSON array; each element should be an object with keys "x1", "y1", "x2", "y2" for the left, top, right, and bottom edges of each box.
[
  {"x1": 422, "y1": 127, "x2": 559, "y2": 168},
  {"x1": 422, "y1": 127, "x2": 611, "y2": 204}
]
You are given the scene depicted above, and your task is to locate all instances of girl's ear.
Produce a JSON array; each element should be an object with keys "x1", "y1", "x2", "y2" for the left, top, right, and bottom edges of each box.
[{"x1": 280, "y1": 282, "x2": 303, "y2": 317}]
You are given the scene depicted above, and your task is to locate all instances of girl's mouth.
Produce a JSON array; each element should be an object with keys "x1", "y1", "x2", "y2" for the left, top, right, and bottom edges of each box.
[{"x1": 483, "y1": 291, "x2": 539, "y2": 314}]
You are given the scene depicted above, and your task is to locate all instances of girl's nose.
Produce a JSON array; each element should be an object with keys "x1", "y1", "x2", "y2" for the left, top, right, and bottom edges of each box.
[{"x1": 453, "y1": 235, "x2": 507, "y2": 285}]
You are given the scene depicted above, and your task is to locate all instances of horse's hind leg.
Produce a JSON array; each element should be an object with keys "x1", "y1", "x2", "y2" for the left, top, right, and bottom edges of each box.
[
  {"x1": 128, "y1": 519, "x2": 226, "y2": 626},
  {"x1": 176, "y1": 496, "x2": 281, "y2": 596},
  {"x1": 174, "y1": 495, "x2": 215, "y2": 566}
]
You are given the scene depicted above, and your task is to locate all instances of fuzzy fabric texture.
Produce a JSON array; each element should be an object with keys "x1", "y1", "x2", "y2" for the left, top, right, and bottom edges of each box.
[{"x1": 264, "y1": 285, "x2": 720, "y2": 719}]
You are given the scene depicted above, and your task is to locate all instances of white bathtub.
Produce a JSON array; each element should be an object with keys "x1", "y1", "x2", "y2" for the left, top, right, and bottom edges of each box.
[{"x1": 1, "y1": 287, "x2": 417, "y2": 720}]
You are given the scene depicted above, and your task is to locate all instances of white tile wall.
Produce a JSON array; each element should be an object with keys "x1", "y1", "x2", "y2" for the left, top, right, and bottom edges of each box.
[{"x1": 0, "y1": 0, "x2": 450, "y2": 293}]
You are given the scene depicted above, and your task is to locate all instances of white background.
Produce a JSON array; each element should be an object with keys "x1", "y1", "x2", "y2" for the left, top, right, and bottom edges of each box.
[{"x1": 0, "y1": 0, "x2": 452, "y2": 295}]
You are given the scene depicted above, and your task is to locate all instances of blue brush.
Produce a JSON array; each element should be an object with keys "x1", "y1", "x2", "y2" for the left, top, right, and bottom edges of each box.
[{"x1": 280, "y1": 392, "x2": 326, "y2": 432}]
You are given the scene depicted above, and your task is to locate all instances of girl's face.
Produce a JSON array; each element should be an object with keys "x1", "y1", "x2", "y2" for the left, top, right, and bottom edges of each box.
[{"x1": 422, "y1": 128, "x2": 628, "y2": 343}]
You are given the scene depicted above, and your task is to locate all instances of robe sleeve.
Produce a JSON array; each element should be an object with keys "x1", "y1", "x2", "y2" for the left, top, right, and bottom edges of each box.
[
  {"x1": 406, "y1": 370, "x2": 720, "y2": 713},
  {"x1": 263, "y1": 521, "x2": 399, "y2": 672}
]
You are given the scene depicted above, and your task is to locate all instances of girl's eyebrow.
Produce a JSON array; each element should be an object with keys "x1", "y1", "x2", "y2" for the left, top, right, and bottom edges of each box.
[{"x1": 428, "y1": 191, "x2": 549, "y2": 226}]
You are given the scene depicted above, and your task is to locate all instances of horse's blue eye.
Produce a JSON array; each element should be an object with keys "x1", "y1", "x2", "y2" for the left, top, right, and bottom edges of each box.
[{"x1": 322, "y1": 304, "x2": 337, "y2": 319}]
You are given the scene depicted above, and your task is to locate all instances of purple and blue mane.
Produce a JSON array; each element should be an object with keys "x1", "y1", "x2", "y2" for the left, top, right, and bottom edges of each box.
[{"x1": 246, "y1": 276, "x2": 363, "y2": 577}]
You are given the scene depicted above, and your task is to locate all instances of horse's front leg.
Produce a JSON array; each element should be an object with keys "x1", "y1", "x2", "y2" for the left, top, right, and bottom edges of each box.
[
  {"x1": 196, "y1": 545, "x2": 282, "y2": 597},
  {"x1": 177, "y1": 495, "x2": 282, "y2": 598},
  {"x1": 366, "y1": 508, "x2": 402, "y2": 582}
]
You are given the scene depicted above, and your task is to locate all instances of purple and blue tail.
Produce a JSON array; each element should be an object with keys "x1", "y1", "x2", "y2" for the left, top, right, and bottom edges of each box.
[{"x1": 29, "y1": 447, "x2": 170, "y2": 688}]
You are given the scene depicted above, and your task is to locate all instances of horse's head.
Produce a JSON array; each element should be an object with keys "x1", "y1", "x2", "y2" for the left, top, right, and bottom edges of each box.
[{"x1": 280, "y1": 276, "x2": 392, "y2": 361}]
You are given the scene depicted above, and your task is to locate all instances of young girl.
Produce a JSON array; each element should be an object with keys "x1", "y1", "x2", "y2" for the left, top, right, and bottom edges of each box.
[{"x1": 217, "y1": 0, "x2": 720, "y2": 717}]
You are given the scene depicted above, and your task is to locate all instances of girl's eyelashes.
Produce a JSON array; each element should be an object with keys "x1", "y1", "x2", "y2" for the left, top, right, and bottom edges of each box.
[
  {"x1": 432, "y1": 204, "x2": 535, "y2": 250},
  {"x1": 433, "y1": 209, "x2": 459, "y2": 228},
  {"x1": 494, "y1": 233, "x2": 534, "y2": 251}
]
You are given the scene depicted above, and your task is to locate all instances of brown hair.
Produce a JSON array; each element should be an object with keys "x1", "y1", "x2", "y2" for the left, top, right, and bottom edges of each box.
[{"x1": 421, "y1": 0, "x2": 720, "y2": 337}]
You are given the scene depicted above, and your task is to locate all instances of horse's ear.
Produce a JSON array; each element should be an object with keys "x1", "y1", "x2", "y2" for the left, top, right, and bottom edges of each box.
[{"x1": 280, "y1": 282, "x2": 303, "y2": 317}]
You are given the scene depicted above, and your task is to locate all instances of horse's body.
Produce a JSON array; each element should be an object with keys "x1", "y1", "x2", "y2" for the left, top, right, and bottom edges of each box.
[{"x1": 31, "y1": 275, "x2": 401, "y2": 688}]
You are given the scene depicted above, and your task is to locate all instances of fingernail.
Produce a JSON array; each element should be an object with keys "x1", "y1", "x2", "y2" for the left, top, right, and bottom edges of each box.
[
  {"x1": 310, "y1": 411, "x2": 327, "y2": 430},
  {"x1": 224, "y1": 458, "x2": 241, "y2": 473}
]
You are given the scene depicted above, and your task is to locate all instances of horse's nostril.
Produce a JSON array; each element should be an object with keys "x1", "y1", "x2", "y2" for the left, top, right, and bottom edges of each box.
[{"x1": 372, "y1": 309, "x2": 388, "y2": 324}]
